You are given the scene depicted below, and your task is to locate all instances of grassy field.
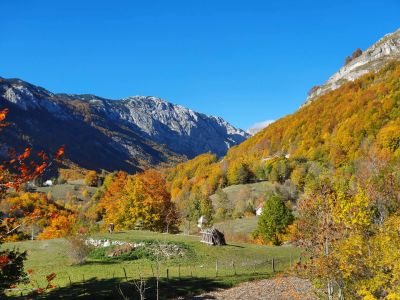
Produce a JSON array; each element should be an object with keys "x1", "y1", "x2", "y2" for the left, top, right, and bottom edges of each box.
[
  {"x1": 4, "y1": 230, "x2": 301, "y2": 299},
  {"x1": 213, "y1": 216, "x2": 259, "y2": 241},
  {"x1": 209, "y1": 181, "x2": 276, "y2": 207},
  {"x1": 35, "y1": 181, "x2": 98, "y2": 203}
]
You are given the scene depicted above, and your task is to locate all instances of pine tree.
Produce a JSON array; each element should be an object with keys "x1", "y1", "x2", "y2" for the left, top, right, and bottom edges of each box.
[{"x1": 257, "y1": 195, "x2": 293, "y2": 245}]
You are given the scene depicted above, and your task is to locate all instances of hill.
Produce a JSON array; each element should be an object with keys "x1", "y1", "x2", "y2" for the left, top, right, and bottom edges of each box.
[
  {"x1": 164, "y1": 32, "x2": 400, "y2": 223},
  {"x1": 226, "y1": 61, "x2": 400, "y2": 166}
]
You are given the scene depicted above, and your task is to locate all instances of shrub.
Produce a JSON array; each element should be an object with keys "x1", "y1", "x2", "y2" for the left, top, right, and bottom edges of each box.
[{"x1": 67, "y1": 236, "x2": 92, "y2": 265}]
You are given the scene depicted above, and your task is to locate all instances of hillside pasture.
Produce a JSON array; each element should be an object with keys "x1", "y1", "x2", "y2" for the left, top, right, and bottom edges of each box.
[
  {"x1": 213, "y1": 216, "x2": 259, "y2": 243},
  {"x1": 209, "y1": 181, "x2": 276, "y2": 208},
  {"x1": 4, "y1": 230, "x2": 301, "y2": 299},
  {"x1": 35, "y1": 181, "x2": 98, "y2": 203}
]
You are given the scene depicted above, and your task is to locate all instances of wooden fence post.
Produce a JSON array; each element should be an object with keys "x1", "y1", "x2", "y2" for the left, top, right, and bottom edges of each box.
[
  {"x1": 232, "y1": 261, "x2": 236, "y2": 276},
  {"x1": 83, "y1": 274, "x2": 86, "y2": 296},
  {"x1": 166, "y1": 268, "x2": 169, "y2": 279},
  {"x1": 123, "y1": 267, "x2": 128, "y2": 281},
  {"x1": 69, "y1": 275, "x2": 72, "y2": 285},
  {"x1": 272, "y1": 258, "x2": 275, "y2": 273},
  {"x1": 178, "y1": 264, "x2": 181, "y2": 279},
  {"x1": 215, "y1": 260, "x2": 218, "y2": 277}
]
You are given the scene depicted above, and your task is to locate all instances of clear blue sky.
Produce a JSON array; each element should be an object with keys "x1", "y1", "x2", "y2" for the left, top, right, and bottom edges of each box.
[{"x1": 1, "y1": 0, "x2": 399, "y2": 130}]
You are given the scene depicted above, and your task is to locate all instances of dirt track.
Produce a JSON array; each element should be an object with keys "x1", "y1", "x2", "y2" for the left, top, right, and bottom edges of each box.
[{"x1": 179, "y1": 276, "x2": 317, "y2": 300}]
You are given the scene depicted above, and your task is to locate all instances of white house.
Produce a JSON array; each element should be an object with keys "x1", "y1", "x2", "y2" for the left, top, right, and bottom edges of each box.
[
  {"x1": 256, "y1": 204, "x2": 264, "y2": 216},
  {"x1": 43, "y1": 180, "x2": 53, "y2": 186},
  {"x1": 197, "y1": 215, "x2": 207, "y2": 229}
]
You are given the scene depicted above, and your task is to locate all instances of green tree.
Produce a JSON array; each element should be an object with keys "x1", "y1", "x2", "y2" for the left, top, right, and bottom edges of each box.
[
  {"x1": 268, "y1": 159, "x2": 291, "y2": 183},
  {"x1": 257, "y1": 195, "x2": 294, "y2": 245}
]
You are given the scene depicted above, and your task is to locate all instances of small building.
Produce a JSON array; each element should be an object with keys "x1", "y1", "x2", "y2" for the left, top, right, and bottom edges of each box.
[
  {"x1": 256, "y1": 204, "x2": 264, "y2": 216},
  {"x1": 197, "y1": 215, "x2": 207, "y2": 229},
  {"x1": 43, "y1": 180, "x2": 53, "y2": 186},
  {"x1": 200, "y1": 228, "x2": 226, "y2": 246}
]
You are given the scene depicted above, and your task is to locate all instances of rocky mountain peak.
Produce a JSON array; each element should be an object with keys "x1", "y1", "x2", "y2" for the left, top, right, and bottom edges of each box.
[{"x1": 304, "y1": 28, "x2": 400, "y2": 105}]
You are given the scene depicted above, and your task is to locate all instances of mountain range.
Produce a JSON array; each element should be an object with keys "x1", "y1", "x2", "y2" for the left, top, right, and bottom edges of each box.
[
  {"x1": 2, "y1": 28, "x2": 399, "y2": 175},
  {"x1": 0, "y1": 78, "x2": 249, "y2": 172}
]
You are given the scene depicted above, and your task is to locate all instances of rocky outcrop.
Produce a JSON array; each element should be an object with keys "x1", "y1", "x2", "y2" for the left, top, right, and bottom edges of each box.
[{"x1": 304, "y1": 28, "x2": 400, "y2": 105}]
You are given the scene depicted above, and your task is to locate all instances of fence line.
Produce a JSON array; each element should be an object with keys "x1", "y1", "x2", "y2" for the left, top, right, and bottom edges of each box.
[{"x1": 6, "y1": 255, "x2": 303, "y2": 296}]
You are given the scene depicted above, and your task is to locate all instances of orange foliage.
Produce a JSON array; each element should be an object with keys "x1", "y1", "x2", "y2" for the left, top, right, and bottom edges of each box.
[
  {"x1": 37, "y1": 214, "x2": 76, "y2": 240},
  {"x1": 1, "y1": 193, "x2": 76, "y2": 240},
  {"x1": 98, "y1": 171, "x2": 128, "y2": 229},
  {"x1": 99, "y1": 170, "x2": 179, "y2": 232}
]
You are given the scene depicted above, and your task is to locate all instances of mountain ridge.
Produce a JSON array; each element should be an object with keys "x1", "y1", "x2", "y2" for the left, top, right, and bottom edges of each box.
[
  {"x1": 0, "y1": 77, "x2": 249, "y2": 172},
  {"x1": 305, "y1": 27, "x2": 400, "y2": 105}
]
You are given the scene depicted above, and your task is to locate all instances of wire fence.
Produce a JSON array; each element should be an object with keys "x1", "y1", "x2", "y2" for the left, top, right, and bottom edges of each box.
[{"x1": 7, "y1": 255, "x2": 303, "y2": 297}]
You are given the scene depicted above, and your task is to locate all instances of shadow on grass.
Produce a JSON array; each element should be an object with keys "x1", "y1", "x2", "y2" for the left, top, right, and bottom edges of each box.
[
  {"x1": 8, "y1": 275, "x2": 244, "y2": 299},
  {"x1": 225, "y1": 244, "x2": 245, "y2": 248},
  {"x1": 82, "y1": 260, "x2": 131, "y2": 265}
]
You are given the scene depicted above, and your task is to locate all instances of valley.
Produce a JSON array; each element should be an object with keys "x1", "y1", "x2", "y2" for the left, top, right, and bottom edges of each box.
[{"x1": 1, "y1": 8, "x2": 400, "y2": 299}]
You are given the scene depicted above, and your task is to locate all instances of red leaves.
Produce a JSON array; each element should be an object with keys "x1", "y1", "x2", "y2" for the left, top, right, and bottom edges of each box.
[
  {"x1": 55, "y1": 145, "x2": 65, "y2": 159},
  {"x1": 0, "y1": 109, "x2": 66, "y2": 192},
  {"x1": 0, "y1": 255, "x2": 11, "y2": 268},
  {"x1": 0, "y1": 108, "x2": 10, "y2": 131},
  {"x1": 46, "y1": 272, "x2": 56, "y2": 282},
  {"x1": 0, "y1": 108, "x2": 8, "y2": 121},
  {"x1": 37, "y1": 151, "x2": 49, "y2": 161},
  {"x1": 35, "y1": 162, "x2": 47, "y2": 175},
  {"x1": 18, "y1": 147, "x2": 31, "y2": 161}
]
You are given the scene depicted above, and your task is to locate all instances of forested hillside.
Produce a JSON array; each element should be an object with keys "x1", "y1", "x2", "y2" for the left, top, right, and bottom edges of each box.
[
  {"x1": 227, "y1": 61, "x2": 400, "y2": 165},
  {"x1": 142, "y1": 61, "x2": 400, "y2": 298},
  {"x1": 157, "y1": 61, "x2": 400, "y2": 221}
]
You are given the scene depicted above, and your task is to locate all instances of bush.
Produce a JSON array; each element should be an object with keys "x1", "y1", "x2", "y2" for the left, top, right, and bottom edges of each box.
[{"x1": 67, "y1": 236, "x2": 92, "y2": 265}]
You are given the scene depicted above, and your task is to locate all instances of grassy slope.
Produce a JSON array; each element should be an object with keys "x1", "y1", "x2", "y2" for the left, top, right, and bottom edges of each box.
[
  {"x1": 209, "y1": 181, "x2": 275, "y2": 207},
  {"x1": 35, "y1": 181, "x2": 98, "y2": 202},
  {"x1": 214, "y1": 216, "x2": 259, "y2": 237},
  {"x1": 5, "y1": 230, "x2": 300, "y2": 299}
]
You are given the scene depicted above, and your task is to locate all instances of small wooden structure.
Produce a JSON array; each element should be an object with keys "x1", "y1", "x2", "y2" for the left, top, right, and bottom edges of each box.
[{"x1": 200, "y1": 228, "x2": 226, "y2": 246}]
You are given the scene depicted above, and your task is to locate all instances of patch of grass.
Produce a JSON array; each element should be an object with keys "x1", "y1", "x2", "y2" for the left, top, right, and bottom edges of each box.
[{"x1": 4, "y1": 230, "x2": 301, "y2": 299}]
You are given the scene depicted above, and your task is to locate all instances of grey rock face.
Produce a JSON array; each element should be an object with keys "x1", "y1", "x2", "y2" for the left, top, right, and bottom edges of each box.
[{"x1": 304, "y1": 28, "x2": 400, "y2": 105}]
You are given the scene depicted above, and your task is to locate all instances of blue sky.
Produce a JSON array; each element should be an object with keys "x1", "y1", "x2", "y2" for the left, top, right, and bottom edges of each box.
[{"x1": 1, "y1": 1, "x2": 399, "y2": 130}]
